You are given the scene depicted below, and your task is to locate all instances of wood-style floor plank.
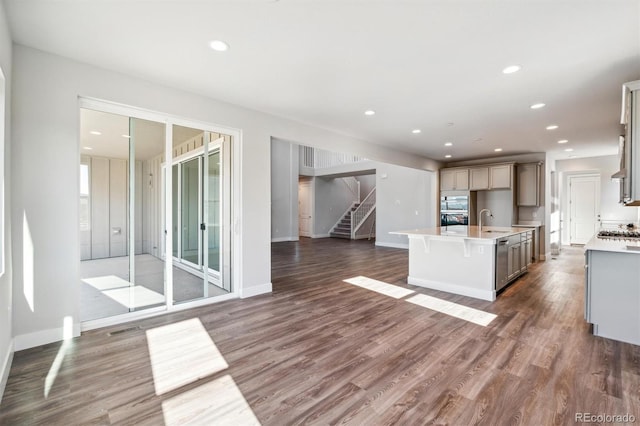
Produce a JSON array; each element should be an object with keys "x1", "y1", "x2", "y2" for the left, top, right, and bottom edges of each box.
[{"x1": 1, "y1": 238, "x2": 640, "y2": 425}]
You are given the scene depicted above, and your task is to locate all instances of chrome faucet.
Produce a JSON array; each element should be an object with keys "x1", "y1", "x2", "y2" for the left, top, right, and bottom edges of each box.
[{"x1": 479, "y1": 208, "x2": 493, "y2": 231}]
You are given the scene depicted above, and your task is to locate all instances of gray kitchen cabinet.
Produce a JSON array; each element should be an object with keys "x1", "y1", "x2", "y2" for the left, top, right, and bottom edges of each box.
[
  {"x1": 440, "y1": 168, "x2": 469, "y2": 191},
  {"x1": 517, "y1": 163, "x2": 540, "y2": 206},
  {"x1": 469, "y1": 167, "x2": 489, "y2": 190},
  {"x1": 507, "y1": 234, "x2": 521, "y2": 280},
  {"x1": 520, "y1": 231, "x2": 532, "y2": 272},
  {"x1": 585, "y1": 249, "x2": 640, "y2": 345},
  {"x1": 489, "y1": 164, "x2": 512, "y2": 189}
]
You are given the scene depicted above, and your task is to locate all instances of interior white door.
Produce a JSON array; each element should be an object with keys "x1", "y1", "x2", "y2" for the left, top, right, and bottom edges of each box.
[
  {"x1": 569, "y1": 175, "x2": 600, "y2": 244},
  {"x1": 298, "y1": 180, "x2": 312, "y2": 237}
]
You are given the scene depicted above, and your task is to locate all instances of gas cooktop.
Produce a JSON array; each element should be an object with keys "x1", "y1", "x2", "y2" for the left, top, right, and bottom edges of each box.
[{"x1": 597, "y1": 229, "x2": 640, "y2": 239}]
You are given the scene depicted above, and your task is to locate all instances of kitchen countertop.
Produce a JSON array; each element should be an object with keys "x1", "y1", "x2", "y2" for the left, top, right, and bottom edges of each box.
[
  {"x1": 391, "y1": 225, "x2": 532, "y2": 242},
  {"x1": 584, "y1": 235, "x2": 640, "y2": 254}
]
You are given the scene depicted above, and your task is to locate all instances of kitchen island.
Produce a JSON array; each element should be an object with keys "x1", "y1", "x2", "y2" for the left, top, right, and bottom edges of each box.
[{"x1": 391, "y1": 226, "x2": 532, "y2": 301}]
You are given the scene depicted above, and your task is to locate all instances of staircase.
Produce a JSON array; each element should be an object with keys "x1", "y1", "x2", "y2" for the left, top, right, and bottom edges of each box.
[
  {"x1": 329, "y1": 203, "x2": 360, "y2": 239},
  {"x1": 329, "y1": 187, "x2": 376, "y2": 240}
]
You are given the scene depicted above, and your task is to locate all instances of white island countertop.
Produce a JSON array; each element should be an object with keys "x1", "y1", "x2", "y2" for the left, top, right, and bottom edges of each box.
[
  {"x1": 584, "y1": 235, "x2": 640, "y2": 254},
  {"x1": 391, "y1": 225, "x2": 532, "y2": 243}
]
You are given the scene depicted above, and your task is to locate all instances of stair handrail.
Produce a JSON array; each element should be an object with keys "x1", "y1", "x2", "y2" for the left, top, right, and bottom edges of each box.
[{"x1": 351, "y1": 188, "x2": 376, "y2": 238}]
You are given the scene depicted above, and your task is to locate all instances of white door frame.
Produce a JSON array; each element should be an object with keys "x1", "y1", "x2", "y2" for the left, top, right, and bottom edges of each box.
[{"x1": 78, "y1": 97, "x2": 242, "y2": 331}]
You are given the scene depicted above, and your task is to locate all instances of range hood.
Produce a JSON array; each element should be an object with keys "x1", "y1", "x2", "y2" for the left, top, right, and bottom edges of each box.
[{"x1": 613, "y1": 81, "x2": 640, "y2": 206}]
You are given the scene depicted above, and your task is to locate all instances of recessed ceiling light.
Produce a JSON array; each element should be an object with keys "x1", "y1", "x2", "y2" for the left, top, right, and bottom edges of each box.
[
  {"x1": 444, "y1": 142, "x2": 453, "y2": 147},
  {"x1": 445, "y1": 154, "x2": 452, "y2": 158},
  {"x1": 502, "y1": 65, "x2": 521, "y2": 74},
  {"x1": 89, "y1": 131, "x2": 101, "y2": 135},
  {"x1": 83, "y1": 146, "x2": 93, "y2": 150},
  {"x1": 546, "y1": 125, "x2": 559, "y2": 130},
  {"x1": 564, "y1": 148, "x2": 574, "y2": 152},
  {"x1": 494, "y1": 148, "x2": 503, "y2": 152},
  {"x1": 122, "y1": 134, "x2": 131, "y2": 138},
  {"x1": 412, "y1": 129, "x2": 421, "y2": 134},
  {"x1": 364, "y1": 110, "x2": 375, "y2": 116},
  {"x1": 530, "y1": 103, "x2": 546, "y2": 109},
  {"x1": 557, "y1": 139, "x2": 568, "y2": 144},
  {"x1": 209, "y1": 40, "x2": 229, "y2": 52}
]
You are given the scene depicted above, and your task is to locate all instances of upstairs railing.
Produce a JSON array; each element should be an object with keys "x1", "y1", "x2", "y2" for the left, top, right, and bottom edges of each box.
[
  {"x1": 351, "y1": 188, "x2": 376, "y2": 239},
  {"x1": 301, "y1": 146, "x2": 367, "y2": 169}
]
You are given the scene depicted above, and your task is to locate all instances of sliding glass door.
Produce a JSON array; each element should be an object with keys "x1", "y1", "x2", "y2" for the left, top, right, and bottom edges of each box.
[{"x1": 79, "y1": 104, "x2": 234, "y2": 325}]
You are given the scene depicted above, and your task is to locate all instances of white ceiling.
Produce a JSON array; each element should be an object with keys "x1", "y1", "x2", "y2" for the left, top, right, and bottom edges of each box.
[{"x1": 6, "y1": 0, "x2": 640, "y2": 162}]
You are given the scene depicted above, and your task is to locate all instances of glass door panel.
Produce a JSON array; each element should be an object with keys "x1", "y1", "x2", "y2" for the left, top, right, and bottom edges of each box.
[
  {"x1": 170, "y1": 126, "x2": 230, "y2": 303},
  {"x1": 172, "y1": 164, "x2": 179, "y2": 258},
  {"x1": 79, "y1": 109, "x2": 166, "y2": 321},
  {"x1": 180, "y1": 157, "x2": 201, "y2": 267},
  {"x1": 207, "y1": 151, "x2": 221, "y2": 273},
  {"x1": 131, "y1": 117, "x2": 166, "y2": 312}
]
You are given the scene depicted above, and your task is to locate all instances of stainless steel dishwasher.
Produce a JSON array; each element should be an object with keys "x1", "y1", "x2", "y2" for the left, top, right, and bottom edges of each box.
[{"x1": 496, "y1": 237, "x2": 509, "y2": 291}]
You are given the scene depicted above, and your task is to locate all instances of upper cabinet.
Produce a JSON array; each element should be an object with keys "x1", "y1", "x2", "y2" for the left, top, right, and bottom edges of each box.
[
  {"x1": 490, "y1": 164, "x2": 512, "y2": 189},
  {"x1": 517, "y1": 162, "x2": 541, "y2": 206},
  {"x1": 469, "y1": 167, "x2": 489, "y2": 190},
  {"x1": 441, "y1": 163, "x2": 515, "y2": 192},
  {"x1": 440, "y1": 168, "x2": 469, "y2": 191},
  {"x1": 456, "y1": 163, "x2": 513, "y2": 191}
]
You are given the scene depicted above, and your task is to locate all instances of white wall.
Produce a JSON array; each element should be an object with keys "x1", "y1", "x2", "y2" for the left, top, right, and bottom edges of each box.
[
  {"x1": 556, "y1": 155, "x2": 639, "y2": 245},
  {"x1": 356, "y1": 174, "x2": 376, "y2": 198},
  {"x1": 0, "y1": 1, "x2": 13, "y2": 402},
  {"x1": 271, "y1": 139, "x2": 299, "y2": 242},
  {"x1": 375, "y1": 163, "x2": 436, "y2": 249},
  {"x1": 11, "y1": 45, "x2": 438, "y2": 349}
]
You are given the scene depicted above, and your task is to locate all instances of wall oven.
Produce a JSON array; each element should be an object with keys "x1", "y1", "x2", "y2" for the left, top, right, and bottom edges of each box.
[{"x1": 440, "y1": 195, "x2": 469, "y2": 226}]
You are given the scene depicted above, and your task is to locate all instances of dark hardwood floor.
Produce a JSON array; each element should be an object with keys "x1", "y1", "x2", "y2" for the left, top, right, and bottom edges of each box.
[{"x1": 1, "y1": 238, "x2": 639, "y2": 425}]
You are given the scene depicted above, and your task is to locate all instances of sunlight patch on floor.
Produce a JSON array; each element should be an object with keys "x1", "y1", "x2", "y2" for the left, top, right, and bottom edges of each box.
[
  {"x1": 343, "y1": 276, "x2": 415, "y2": 299},
  {"x1": 83, "y1": 275, "x2": 165, "y2": 309},
  {"x1": 83, "y1": 275, "x2": 130, "y2": 291},
  {"x1": 406, "y1": 293, "x2": 497, "y2": 326},
  {"x1": 162, "y1": 374, "x2": 260, "y2": 425},
  {"x1": 146, "y1": 318, "x2": 229, "y2": 395},
  {"x1": 44, "y1": 316, "x2": 73, "y2": 398}
]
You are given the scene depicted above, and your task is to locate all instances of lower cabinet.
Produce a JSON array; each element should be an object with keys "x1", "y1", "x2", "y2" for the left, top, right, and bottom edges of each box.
[
  {"x1": 496, "y1": 232, "x2": 530, "y2": 291},
  {"x1": 585, "y1": 249, "x2": 640, "y2": 345}
]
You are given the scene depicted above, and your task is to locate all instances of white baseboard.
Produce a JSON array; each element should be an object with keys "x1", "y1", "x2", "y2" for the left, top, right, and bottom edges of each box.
[
  {"x1": 271, "y1": 237, "x2": 299, "y2": 242},
  {"x1": 14, "y1": 323, "x2": 81, "y2": 351},
  {"x1": 240, "y1": 282, "x2": 272, "y2": 298},
  {"x1": 311, "y1": 234, "x2": 330, "y2": 238},
  {"x1": 375, "y1": 242, "x2": 409, "y2": 249},
  {"x1": 0, "y1": 338, "x2": 14, "y2": 403},
  {"x1": 541, "y1": 253, "x2": 548, "y2": 261},
  {"x1": 407, "y1": 276, "x2": 496, "y2": 302}
]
